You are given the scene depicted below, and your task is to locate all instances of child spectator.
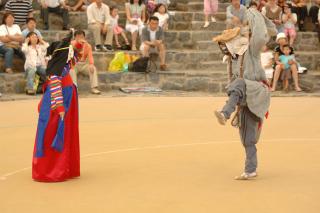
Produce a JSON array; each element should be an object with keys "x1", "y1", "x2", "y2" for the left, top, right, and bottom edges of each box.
[
  {"x1": 260, "y1": 45, "x2": 274, "y2": 83},
  {"x1": 21, "y1": 32, "x2": 48, "y2": 95},
  {"x1": 154, "y1": 4, "x2": 169, "y2": 30},
  {"x1": 279, "y1": 44, "x2": 297, "y2": 91},
  {"x1": 203, "y1": 0, "x2": 218, "y2": 28},
  {"x1": 110, "y1": 6, "x2": 130, "y2": 49},
  {"x1": 22, "y1": 17, "x2": 42, "y2": 39},
  {"x1": 282, "y1": 5, "x2": 297, "y2": 46}
]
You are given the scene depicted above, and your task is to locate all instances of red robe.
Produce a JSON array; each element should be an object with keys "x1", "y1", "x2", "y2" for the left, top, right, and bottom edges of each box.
[{"x1": 32, "y1": 73, "x2": 80, "y2": 182}]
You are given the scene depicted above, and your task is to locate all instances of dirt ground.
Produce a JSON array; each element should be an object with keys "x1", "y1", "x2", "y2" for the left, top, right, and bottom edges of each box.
[{"x1": 0, "y1": 96, "x2": 320, "y2": 213}]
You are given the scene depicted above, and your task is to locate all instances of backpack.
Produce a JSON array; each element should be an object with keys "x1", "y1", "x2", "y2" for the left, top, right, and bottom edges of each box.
[{"x1": 131, "y1": 57, "x2": 150, "y2": 73}]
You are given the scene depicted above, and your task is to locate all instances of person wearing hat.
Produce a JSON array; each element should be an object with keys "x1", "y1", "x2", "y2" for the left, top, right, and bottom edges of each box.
[
  {"x1": 214, "y1": 8, "x2": 278, "y2": 180},
  {"x1": 271, "y1": 32, "x2": 302, "y2": 92}
]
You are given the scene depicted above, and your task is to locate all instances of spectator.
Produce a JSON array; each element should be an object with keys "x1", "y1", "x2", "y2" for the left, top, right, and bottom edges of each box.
[
  {"x1": 203, "y1": 0, "x2": 218, "y2": 28},
  {"x1": 70, "y1": 30, "x2": 101, "y2": 94},
  {"x1": 71, "y1": 0, "x2": 94, "y2": 11},
  {"x1": 125, "y1": 0, "x2": 146, "y2": 51},
  {"x1": 40, "y1": 0, "x2": 70, "y2": 30},
  {"x1": 110, "y1": 6, "x2": 130, "y2": 49},
  {"x1": 309, "y1": 0, "x2": 320, "y2": 32},
  {"x1": 279, "y1": 44, "x2": 297, "y2": 91},
  {"x1": 87, "y1": 0, "x2": 113, "y2": 51},
  {"x1": 226, "y1": 0, "x2": 247, "y2": 29},
  {"x1": 21, "y1": 32, "x2": 48, "y2": 95},
  {"x1": 291, "y1": 0, "x2": 308, "y2": 31},
  {"x1": 261, "y1": 0, "x2": 282, "y2": 31},
  {"x1": 140, "y1": 16, "x2": 167, "y2": 71},
  {"x1": 5, "y1": 0, "x2": 33, "y2": 27},
  {"x1": 282, "y1": 4, "x2": 297, "y2": 46},
  {"x1": 261, "y1": 44, "x2": 274, "y2": 83},
  {"x1": 21, "y1": 17, "x2": 42, "y2": 39},
  {"x1": 154, "y1": 4, "x2": 169, "y2": 30},
  {"x1": 0, "y1": 12, "x2": 24, "y2": 74},
  {"x1": 271, "y1": 33, "x2": 302, "y2": 92}
]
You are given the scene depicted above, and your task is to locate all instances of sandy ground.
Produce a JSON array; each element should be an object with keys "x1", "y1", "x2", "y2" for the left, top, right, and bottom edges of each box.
[{"x1": 0, "y1": 97, "x2": 320, "y2": 213}]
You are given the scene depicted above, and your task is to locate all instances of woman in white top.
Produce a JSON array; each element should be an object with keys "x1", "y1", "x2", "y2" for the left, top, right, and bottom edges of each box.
[
  {"x1": 0, "y1": 12, "x2": 24, "y2": 74},
  {"x1": 22, "y1": 32, "x2": 49, "y2": 95},
  {"x1": 125, "y1": 0, "x2": 146, "y2": 50},
  {"x1": 154, "y1": 3, "x2": 169, "y2": 30}
]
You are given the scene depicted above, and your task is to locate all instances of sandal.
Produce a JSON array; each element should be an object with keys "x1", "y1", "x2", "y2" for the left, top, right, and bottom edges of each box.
[{"x1": 234, "y1": 172, "x2": 257, "y2": 180}]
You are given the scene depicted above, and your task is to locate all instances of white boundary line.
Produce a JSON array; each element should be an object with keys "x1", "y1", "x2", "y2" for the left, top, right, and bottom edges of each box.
[{"x1": 1, "y1": 138, "x2": 319, "y2": 181}]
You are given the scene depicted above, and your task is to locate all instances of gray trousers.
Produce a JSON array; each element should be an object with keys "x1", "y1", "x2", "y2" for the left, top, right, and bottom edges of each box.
[{"x1": 222, "y1": 79, "x2": 261, "y2": 173}]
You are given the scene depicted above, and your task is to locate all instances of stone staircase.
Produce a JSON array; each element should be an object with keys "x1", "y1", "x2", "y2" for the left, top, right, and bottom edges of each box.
[{"x1": 0, "y1": 0, "x2": 319, "y2": 94}]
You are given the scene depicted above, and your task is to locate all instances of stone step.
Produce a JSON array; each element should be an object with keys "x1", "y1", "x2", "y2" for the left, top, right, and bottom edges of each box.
[
  {"x1": 191, "y1": 21, "x2": 226, "y2": 31},
  {"x1": 2, "y1": 69, "x2": 320, "y2": 94},
  {"x1": 1, "y1": 49, "x2": 319, "y2": 74},
  {"x1": 187, "y1": 2, "x2": 229, "y2": 12}
]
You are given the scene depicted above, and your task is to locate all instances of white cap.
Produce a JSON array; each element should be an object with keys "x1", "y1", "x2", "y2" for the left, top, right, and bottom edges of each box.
[{"x1": 276, "y1": 33, "x2": 287, "y2": 42}]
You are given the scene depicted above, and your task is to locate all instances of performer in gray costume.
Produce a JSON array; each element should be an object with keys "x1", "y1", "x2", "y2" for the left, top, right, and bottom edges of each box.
[{"x1": 214, "y1": 8, "x2": 277, "y2": 180}]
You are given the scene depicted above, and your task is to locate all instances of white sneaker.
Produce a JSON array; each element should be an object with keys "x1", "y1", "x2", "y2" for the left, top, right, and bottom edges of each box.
[
  {"x1": 203, "y1": 21, "x2": 210, "y2": 28},
  {"x1": 211, "y1": 17, "x2": 217, "y2": 23},
  {"x1": 234, "y1": 172, "x2": 257, "y2": 180}
]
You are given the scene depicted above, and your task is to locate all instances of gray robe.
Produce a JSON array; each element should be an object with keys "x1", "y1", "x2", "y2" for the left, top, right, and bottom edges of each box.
[{"x1": 233, "y1": 8, "x2": 277, "y2": 120}]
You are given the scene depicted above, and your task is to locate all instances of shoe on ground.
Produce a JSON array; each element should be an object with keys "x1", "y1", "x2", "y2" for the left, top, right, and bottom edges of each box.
[
  {"x1": 95, "y1": 45, "x2": 103, "y2": 51},
  {"x1": 203, "y1": 21, "x2": 210, "y2": 28},
  {"x1": 26, "y1": 89, "x2": 36, "y2": 95},
  {"x1": 91, "y1": 88, "x2": 101, "y2": 95},
  {"x1": 234, "y1": 172, "x2": 257, "y2": 180},
  {"x1": 211, "y1": 17, "x2": 217, "y2": 23},
  {"x1": 103, "y1": 45, "x2": 113, "y2": 51},
  {"x1": 160, "y1": 64, "x2": 168, "y2": 71},
  {"x1": 214, "y1": 110, "x2": 227, "y2": 125}
]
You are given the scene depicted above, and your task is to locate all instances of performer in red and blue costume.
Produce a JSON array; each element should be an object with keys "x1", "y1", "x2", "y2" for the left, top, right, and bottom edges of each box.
[{"x1": 32, "y1": 30, "x2": 80, "y2": 182}]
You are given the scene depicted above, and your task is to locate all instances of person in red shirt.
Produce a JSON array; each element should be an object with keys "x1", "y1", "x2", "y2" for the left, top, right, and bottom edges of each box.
[{"x1": 70, "y1": 30, "x2": 101, "y2": 94}]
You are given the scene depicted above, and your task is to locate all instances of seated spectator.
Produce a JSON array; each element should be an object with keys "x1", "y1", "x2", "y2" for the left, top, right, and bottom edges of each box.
[
  {"x1": 70, "y1": 30, "x2": 101, "y2": 94},
  {"x1": 309, "y1": 0, "x2": 320, "y2": 32},
  {"x1": 125, "y1": 0, "x2": 146, "y2": 51},
  {"x1": 291, "y1": 0, "x2": 308, "y2": 31},
  {"x1": 261, "y1": 44, "x2": 274, "y2": 83},
  {"x1": 40, "y1": 0, "x2": 70, "y2": 30},
  {"x1": 261, "y1": 0, "x2": 282, "y2": 32},
  {"x1": 140, "y1": 16, "x2": 167, "y2": 71},
  {"x1": 0, "y1": 12, "x2": 25, "y2": 74},
  {"x1": 21, "y1": 32, "x2": 48, "y2": 95},
  {"x1": 282, "y1": 4, "x2": 297, "y2": 46},
  {"x1": 226, "y1": 0, "x2": 247, "y2": 29},
  {"x1": 154, "y1": 4, "x2": 169, "y2": 30},
  {"x1": 279, "y1": 44, "x2": 297, "y2": 91},
  {"x1": 271, "y1": 33, "x2": 302, "y2": 92},
  {"x1": 87, "y1": 0, "x2": 113, "y2": 51},
  {"x1": 5, "y1": 0, "x2": 33, "y2": 27},
  {"x1": 71, "y1": 0, "x2": 94, "y2": 11},
  {"x1": 110, "y1": 6, "x2": 130, "y2": 50},
  {"x1": 22, "y1": 18, "x2": 42, "y2": 39}
]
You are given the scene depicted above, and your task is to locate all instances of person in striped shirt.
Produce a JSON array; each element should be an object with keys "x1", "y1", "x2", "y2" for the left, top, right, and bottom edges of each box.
[{"x1": 5, "y1": 0, "x2": 33, "y2": 27}]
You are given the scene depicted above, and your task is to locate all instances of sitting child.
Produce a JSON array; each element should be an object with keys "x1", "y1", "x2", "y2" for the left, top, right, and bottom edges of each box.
[
  {"x1": 154, "y1": 4, "x2": 170, "y2": 30},
  {"x1": 22, "y1": 32, "x2": 49, "y2": 95},
  {"x1": 279, "y1": 44, "x2": 297, "y2": 91},
  {"x1": 110, "y1": 6, "x2": 130, "y2": 50},
  {"x1": 282, "y1": 5, "x2": 297, "y2": 46}
]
